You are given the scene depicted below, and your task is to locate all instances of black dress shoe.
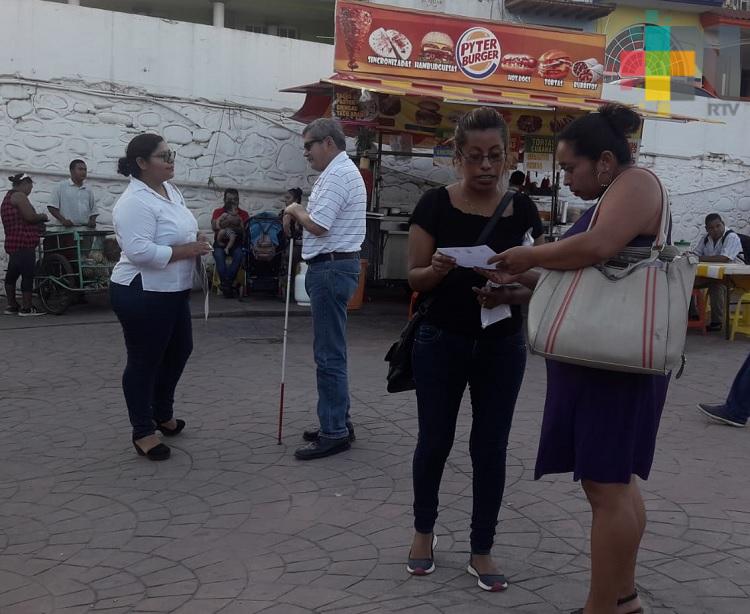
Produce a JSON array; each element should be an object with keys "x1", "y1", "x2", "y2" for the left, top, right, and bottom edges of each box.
[
  {"x1": 303, "y1": 424, "x2": 355, "y2": 443},
  {"x1": 155, "y1": 419, "x2": 186, "y2": 437},
  {"x1": 294, "y1": 437, "x2": 350, "y2": 460},
  {"x1": 133, "y1": 439, "x2": 171, "y2": 461}
]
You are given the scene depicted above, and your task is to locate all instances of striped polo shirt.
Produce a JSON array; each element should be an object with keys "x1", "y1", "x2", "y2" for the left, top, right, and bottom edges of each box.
[{"x1": 302, "y1": 151, "x2": 366, "y2": 260}]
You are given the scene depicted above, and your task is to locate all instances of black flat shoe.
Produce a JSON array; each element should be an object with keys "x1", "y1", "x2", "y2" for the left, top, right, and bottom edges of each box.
[
  {"x1": 294, "y1": 437, "x2": 350, "y2": 460},
  {"x1": 155, "y1": 419, "x2": 185, "y2": 437},
  {"x1": 133, "y1": 440, "x2": 171, "y2": 461},
  {"x1": 303, "y1": 424, "x2": 355, "y2": 443}
]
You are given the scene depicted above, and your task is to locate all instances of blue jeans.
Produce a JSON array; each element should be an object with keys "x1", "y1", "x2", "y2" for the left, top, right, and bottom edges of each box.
[
  {"x1": 110, "y1": 275, "x2": 193, "y2": 440},
  {"x1": 725, "y1": 353, "x2": 750, "y2": 423},
  {"x1": 412, "y1": 324, "x2": 526, "y2": 554},
  {"x1": 305, "y1": 258, "x2": 360, "y2": 439},
  {"x1": 213, "y1": 245, "x2": 244, "y2": 285}
]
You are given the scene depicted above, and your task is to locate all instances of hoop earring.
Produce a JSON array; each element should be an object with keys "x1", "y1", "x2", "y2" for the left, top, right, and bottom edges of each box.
[{"x1": 596, "y1": 170, "x2": 612, "y2": 187}]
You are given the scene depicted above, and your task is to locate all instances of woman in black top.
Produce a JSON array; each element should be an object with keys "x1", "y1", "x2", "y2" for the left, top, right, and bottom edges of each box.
[{"x1": 405, "y1": 107, "x2": 539, "y2": 591}]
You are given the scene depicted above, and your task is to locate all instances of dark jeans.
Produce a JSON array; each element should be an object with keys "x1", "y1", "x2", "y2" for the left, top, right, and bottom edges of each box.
[
  {"x1": 5, "y1": 248, "x2": 36, "y2": 291},
  {"x1": 110, "y1": 275, "x2": 193, "y2": 439},
  {"x1": 305, "y1": 258, "x2": 360, "y2": 439},
  {"x1": 725, "y1": 352, "x2": 750, "y2": 423},
  {"x1": 412, "y1": 323, "x2": 526, "y2": 554},
  {"x1": 213, "y1": 245, "x2": 244, "y2": 285}
]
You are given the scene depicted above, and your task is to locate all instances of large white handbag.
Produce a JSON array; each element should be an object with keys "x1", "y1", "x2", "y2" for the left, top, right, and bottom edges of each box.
[{"x1": 526, "y1": 172, "x2": 697, "y2": 376}]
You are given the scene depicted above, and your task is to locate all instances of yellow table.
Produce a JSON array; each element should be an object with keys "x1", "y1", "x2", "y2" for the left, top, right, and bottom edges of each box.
[{"x1": 695, "y1": 263, "x2": 750, "y2": 339}]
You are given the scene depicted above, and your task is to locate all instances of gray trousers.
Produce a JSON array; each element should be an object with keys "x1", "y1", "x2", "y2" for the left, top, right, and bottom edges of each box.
[{"x1": 695, "y1": 280, "x2": 725, "y2": 326}]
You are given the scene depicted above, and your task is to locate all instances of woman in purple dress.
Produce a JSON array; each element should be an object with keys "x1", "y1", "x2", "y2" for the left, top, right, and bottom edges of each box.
[{"x1": 482, "y1": 104, "x2": 665, "y2": 614}]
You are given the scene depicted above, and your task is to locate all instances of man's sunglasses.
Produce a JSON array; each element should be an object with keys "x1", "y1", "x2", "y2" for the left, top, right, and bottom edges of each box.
[
  {"x1": 303, "y1": 138, "x2": 327, "y2": 151},
  {"x1": 152, "y1": 150, "x2": 177, "y2": 163}
]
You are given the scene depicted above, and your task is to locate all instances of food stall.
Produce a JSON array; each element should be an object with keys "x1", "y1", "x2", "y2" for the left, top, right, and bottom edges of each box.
[{"x1": 284, "y1": 0, "x2": 696, "y2": 282}]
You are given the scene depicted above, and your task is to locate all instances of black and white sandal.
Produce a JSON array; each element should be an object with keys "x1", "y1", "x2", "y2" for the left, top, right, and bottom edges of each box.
[
  {"x1": 570, "y1": 591, "x2": 642, "y2": 614},
  {"x1": 406, "y1": 534, "x2": 437, "y2": 576}
]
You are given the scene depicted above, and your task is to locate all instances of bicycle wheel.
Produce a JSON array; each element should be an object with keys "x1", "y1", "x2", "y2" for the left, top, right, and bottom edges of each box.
[{"x1": 38, "y1": 254, "x2": 74, "y2": 314}]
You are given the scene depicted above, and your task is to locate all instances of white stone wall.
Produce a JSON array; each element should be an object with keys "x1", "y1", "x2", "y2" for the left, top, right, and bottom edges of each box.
[
  {"x1": 642, "y1": 155, "x2": 750, "y2": 245},
  {"x1": 0, "y1": 80, "x2": 312, "y2": 226},
  {"x1": 0, "y1": 79, "x2": 452, "y2": 269}
]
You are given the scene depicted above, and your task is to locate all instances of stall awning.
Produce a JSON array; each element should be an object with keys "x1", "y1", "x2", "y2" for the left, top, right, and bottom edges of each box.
[
  {"x1": 282, "y1": 72, "x2": 709, "y2": 124},
  {"x1": 504, "y1": 0, "x2": 615, "y2": 21}
]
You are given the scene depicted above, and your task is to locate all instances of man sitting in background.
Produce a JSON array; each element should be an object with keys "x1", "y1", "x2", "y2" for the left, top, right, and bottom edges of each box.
[
  {"x1": 508, "y1": 171, "x2": 545, "y2": 246},
  {"x1": 48, "y1": 159, "x2": 98, "y2": 228},
  {"x1": 693, "y1": 213, "x2": 744, "y2": 332}
]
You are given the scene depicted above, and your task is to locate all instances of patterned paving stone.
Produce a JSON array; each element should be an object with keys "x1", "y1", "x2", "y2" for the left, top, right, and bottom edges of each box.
[{"x1": 1, "y1": 310, "x2": 749, "y2": 612}]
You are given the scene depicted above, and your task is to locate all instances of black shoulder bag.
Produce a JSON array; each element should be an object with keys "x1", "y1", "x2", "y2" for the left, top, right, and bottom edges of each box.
[{"x1": 384, "y1": 190, "x2": 516, "y2": 393}]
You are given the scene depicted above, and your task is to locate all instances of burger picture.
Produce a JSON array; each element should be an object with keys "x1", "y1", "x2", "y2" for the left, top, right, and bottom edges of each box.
[
  {"x1": 415, "y1": 100, "x2": 442, "y2": 126},
  {"x1": 379, "y1": 95, "x2": 402, "y2": 117},
  {"x1": 538, "y1": 50, "x2": 572, "y2": 80},
  {"x1": 516, "y1": 115, "x2": 543, "y2": 134},
  {"x1": 500, "y1": 54, "x2": 538, "y2": 76},
  {"x1": 418, "y1": 32, "x2": 454, "y2": 65}
]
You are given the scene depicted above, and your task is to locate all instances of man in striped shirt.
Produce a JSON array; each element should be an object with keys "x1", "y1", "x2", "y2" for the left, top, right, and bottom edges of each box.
[{"x1": 283, "y1": 118, "x2": 366, "y2": 460}]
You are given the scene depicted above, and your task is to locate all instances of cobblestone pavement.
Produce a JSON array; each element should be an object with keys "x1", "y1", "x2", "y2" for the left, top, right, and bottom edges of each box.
[{"x1": 1, "y1": 308, "x2": 749, "y2": 614}]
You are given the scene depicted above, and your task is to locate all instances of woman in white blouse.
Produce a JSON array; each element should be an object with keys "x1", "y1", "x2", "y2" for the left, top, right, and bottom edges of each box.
[{"x1": 110, "y1": 133, "x2": 211, "y2": 461}]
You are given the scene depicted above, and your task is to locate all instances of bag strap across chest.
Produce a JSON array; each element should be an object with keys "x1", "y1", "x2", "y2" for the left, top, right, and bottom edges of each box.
[{"x1": 586, "y1": 168, "x2": 673, "y2": 280}]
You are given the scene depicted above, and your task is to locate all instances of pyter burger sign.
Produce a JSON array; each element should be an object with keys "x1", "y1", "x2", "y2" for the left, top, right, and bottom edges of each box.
[
  {"x1": 333, "y1": 0, "x2": 606, "y2": 97},
  {"x1": 456, "y1": 27, "x2": 500, "y2": 80}
]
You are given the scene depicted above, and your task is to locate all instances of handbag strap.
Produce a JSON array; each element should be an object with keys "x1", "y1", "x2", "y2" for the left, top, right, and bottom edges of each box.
[
  {"x1": 475, "y1": 191, "x2": 516, "y2": 246},
  {"x1": 588, "y1": 168, "x2": 672, "y2": 281},
  {"x1": 588, "y1": 168, "x2": 670, "y2": 251}
]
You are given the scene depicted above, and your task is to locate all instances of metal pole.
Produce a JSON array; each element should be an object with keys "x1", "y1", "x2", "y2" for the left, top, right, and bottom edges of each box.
[
  {"x1": 375, "y1": 131, "x2": 383, "y2": 212},
  {"x1": 277, "y1": 236, "x2": 294, "y2": 444},
  {"x1": 549, "y1": 108, "x2": 558, "y2": 241}
]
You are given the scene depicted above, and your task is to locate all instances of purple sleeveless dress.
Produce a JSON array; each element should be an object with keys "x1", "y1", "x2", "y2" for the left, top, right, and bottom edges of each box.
[{"x1": 534, "y1": 206, "x2": 670, "y2": 484}]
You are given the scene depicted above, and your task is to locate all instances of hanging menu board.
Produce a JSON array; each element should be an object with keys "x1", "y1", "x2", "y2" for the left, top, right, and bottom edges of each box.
[{"x1": 334, "y1": 0, "x2": 606, "y2": 97}]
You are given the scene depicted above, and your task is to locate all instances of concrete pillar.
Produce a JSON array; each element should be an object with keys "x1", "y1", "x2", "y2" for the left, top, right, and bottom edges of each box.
[
  {"x1": 68, "y1": 0, "x2": 81, "y2": 5},
  {"x1": 212, "y1": 2, "x2": 225, "y2": 28}
]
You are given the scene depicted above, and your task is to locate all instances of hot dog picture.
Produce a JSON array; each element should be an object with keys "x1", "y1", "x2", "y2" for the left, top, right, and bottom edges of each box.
[
  {"x1": 500, "y1": 54, "x2": 538, "y2": 75},
  {"x1": 538, "y1": 50, "x2": 572, "y2": 80}
]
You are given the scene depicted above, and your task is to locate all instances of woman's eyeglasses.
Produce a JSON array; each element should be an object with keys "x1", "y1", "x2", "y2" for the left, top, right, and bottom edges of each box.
[
  {"x1": 152, "y1": 150, "x2": 177, "y2": 164},
  {"x1": 459, "y1": 151, "x2": 505, "y2": 165}
]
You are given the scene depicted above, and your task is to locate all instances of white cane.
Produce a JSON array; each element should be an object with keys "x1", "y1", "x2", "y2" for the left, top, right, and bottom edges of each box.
[{"x1": 277, "y1": 235, "x2": 295, "y2": 444}]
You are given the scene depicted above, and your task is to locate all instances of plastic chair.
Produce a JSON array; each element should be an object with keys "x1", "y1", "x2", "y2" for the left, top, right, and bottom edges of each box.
[
  {"x1": 687, "y1": 289, "x2": 708, "y2": 336},
  {"x1": 211, "y1": 256, "x2": 246, "y2": 296},
  {"x1": 730, "y1": 292, "x2": 750, "y2": 341}
]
